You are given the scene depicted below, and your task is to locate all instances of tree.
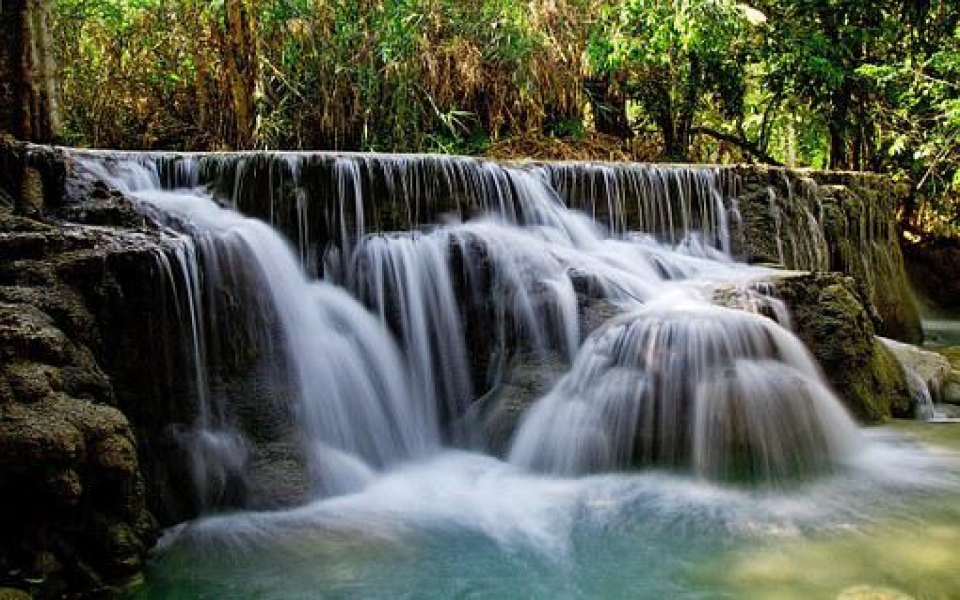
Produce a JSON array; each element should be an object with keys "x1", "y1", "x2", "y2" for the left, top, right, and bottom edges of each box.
[
  {"x1": 0, "y1": 0, "x2": 60, "y2": 142},
  {"x1": 860, "y1": 5, "x2": 960, "y2": 230},
  {"x1": 586, "y1": 0, "x2": 758, "y2": 160}
]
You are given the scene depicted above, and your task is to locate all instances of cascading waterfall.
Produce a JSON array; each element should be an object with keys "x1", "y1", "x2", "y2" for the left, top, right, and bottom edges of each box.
[
  {"x1": 53, "y1": 149, "x2": 960, "y2": 600},
  {"x1": 508, "y1": 301, "x2": 859, "y2": 480},
  {"x1": 76, "y1": 156, "x2": 439, "y2": 504},
  {"x1": 70, "y1": 148, "x2": 866, "y2": 499}
]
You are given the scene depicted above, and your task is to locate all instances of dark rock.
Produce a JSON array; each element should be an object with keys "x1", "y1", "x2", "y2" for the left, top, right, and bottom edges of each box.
[
  {"x1": 903, "y1": 236, "x2": 960, "y2": 311},
  {"x1": 472, "y1": 352, "x2": 569, "y2": 456}
]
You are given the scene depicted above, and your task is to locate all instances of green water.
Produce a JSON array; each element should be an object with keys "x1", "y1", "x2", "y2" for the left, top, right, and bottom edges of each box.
[{"x1": 134, "y1": 423, "x2": 960, "y2": 600}]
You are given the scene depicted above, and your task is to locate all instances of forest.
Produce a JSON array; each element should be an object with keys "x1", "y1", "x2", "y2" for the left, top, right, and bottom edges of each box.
[{"x1": 40, "y1": 0, "x2": 959, "y2": 235}]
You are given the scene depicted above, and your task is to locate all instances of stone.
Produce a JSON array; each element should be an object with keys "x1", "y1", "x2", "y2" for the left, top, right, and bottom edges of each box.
[
  {"x1": 717, "y1": 272, "x2": 912, "y2": 422},
  {"x1": 0, "y1": 304, "x2": 70, "y2": 364},
  {"x1": 880, "y1": 338, "x2": 952, "y2": 401},
  {"x1": 731, "y1": 166, "x2": 922, "y2": 343},
  {"x1": 4, "y1": 361, "x2": 62, "y2": 402},
  {"x1": 44, "y1": 467, "x2": 83, "y2": 506},
  {"x1": 0, "y1": 148, "x2": 166, "y2": 596},
  {"x1": 472, "y1": 352, "x2": 569, "y2": 456},
  {"x1": 91, "y1": 434, "x2": 139, "y2": 475}
]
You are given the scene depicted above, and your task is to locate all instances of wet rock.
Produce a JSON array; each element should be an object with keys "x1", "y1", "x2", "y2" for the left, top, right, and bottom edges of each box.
[
  {"x1": 245, "y1": 438, "x2": 311, "y2": 510},
  {"x1": 880, "y1": 339, "x2": 952, "y2": 401},
  {"x1": 732, "y1": 167, "x2": 922, "y2": 343},
  {"x1": 472, "y1": 352, "x2": 569, "y2": 456},
  {"x1": 59, "y1": 196, "x2": 147, "y2": 229},
  {"x1": 718, "y1": 272, "x2": 912, "y2": 422},
  {"x1": 0, "y1": 304, "x2": 70, "y2": 364}
]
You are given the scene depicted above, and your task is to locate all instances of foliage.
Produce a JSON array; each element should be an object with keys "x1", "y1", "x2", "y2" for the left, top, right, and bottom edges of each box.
[
  {"x1": 47, "y1": 0, "x2": 960, "y2": 232},
  {"x1": 586, "y1": 0, "x2": 757, "y2": 159},
  {"x1": 859, "y1": 20, "x2": 960, "y2": 232}
]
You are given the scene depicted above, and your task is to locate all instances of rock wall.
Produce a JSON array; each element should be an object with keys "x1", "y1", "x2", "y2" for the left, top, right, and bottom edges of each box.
[
  {"x1": 730, "y1": 167, "x2": 922, "y2": 343},
  {"x1": 0, "y1": 145, "x2": 204, "y2": 597}
]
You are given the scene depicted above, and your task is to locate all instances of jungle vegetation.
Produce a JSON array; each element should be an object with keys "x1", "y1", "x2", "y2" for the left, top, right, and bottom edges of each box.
[{"x1": 8, "y1": 1, "x2": 960, "y2": 233}]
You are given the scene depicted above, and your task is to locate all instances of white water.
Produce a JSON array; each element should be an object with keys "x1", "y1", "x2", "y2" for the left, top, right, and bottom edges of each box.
[
  {"x1": 78, "y1": 157, "x2": 438, "y2": 503},
  {"x1": 63, "y1": 150, "x2": 960, "y2": 600},
  {"x1": 509, "y1": 301, "x2": 859, "y2": 480}
]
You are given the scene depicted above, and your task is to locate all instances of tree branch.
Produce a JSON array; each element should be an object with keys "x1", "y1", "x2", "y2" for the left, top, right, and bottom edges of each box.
[{"x1": 690, "y1": 126, "x2": 784, "y2": 166}]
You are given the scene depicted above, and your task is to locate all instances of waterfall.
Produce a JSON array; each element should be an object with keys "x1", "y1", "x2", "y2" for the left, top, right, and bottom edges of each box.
[
  {"x1": 74, "y1": 156, "x2": 438, "y2": 506},
  {"x1": 69, "y1": 149, "x2": 864, "y2": 495},
  {"x1": 508, "y1": 301, "x2": 859, "y2": 481}
]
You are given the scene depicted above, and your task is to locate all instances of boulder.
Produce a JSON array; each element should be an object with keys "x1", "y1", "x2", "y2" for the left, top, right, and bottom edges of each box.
[
  {"x1": 879, "y1": 338, "x2": 952, "y2": 402},
  {"x1": 717, "y1": 271, "x2": 912, "y2": 422}
]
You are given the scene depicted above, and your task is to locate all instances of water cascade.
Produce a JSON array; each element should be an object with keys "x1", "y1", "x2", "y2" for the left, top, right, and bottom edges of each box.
[
  {"x1": 77, "y1": 157, "x2": 438, "y2": 505},
  {"x1": 509, "y1": 301, "x2": 860, "y2": 481},
  {"x1": 49, "y1": 149, "x2": 960, "y2": 599},
  {"x1": 72, "y1": 149, "x2": 863, "y2": 499}
]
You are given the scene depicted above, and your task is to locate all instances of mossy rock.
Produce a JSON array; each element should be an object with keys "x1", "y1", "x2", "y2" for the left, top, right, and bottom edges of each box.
[{"x1": 746, "y1": 272, "x2": 911, "y2": 422}]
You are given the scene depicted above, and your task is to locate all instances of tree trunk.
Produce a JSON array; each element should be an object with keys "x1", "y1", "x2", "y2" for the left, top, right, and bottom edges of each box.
[
  {"x1": 0, "y1": 0, "x2": 59, "y2": 142},
  {"x1": 584, "y1": 76, "x2": 633, "y2": 139},
  {"x1": 222, "y1": 0, "x2": 260, "y2": 148}
]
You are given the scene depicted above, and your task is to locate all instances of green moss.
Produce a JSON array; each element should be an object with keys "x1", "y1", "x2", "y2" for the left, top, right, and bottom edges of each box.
[{"x1": 764, "y1": 273, "x2": 911, "y2": 423}]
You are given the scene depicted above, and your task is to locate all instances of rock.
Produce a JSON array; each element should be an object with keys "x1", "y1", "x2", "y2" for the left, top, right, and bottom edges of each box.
[
  {"x1": 731, "y1": 167, "x2": 922, "y2": 343},
  {"x1": 245, "y1": 438, "x2": 311, "y2": 510},
  {"x1": 718, "y1": 272, "x2": 912, "y2": 422},
  {"x1": 880, "y1": 338, "x2": 952, "y2": 402},
  {"x1": 0, "y1": 154, "x2": 168, "y2": 597},
  {"x1": 45, "y1": 467, "x2": 83, "y2": 506},
  {"x1": 3, "y1": 361, "x2": 61, "y2": 402},
  {"x1": 0, "y1": 304, "x2": 70, "y2": 364},
  {"x1": 903, "y1": 236, "x2": 960, "y2": 311},
  {"x1": 471, "y1": 352, "x2": 569, "y2": 456},
  {"x1": 944, "y1": 376, "x2": 960, "y2": 404},
  {"x1": 0, "y1": 588, "x2": 32, "y2": 600}
]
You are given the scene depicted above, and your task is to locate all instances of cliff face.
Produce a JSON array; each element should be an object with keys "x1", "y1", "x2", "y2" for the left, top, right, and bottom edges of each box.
[
  {"x1": 0, "y1": 143, "x2": 200, "y2": 597},
  {"x1": 730, "y1": 167, "x2": 922, "y2": 343}
]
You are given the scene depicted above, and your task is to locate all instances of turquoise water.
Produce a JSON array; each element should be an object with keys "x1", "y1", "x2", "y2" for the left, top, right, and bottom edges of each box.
[{"x1": 134, "y1": 425, "x2": 960, "y2": 600}]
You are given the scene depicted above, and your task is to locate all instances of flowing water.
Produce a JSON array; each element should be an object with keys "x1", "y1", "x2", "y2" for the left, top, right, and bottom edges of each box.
[{"x1": 68, "y1": 150, "x2": 960, "y2": 599}]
